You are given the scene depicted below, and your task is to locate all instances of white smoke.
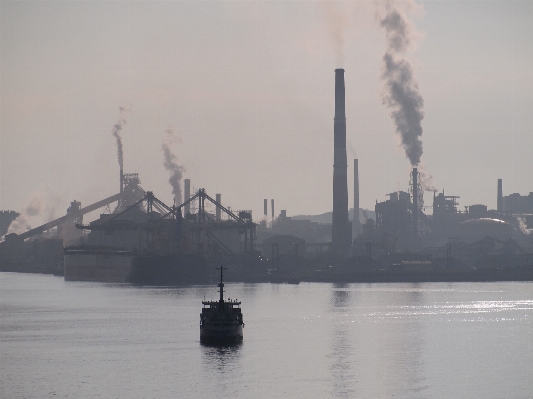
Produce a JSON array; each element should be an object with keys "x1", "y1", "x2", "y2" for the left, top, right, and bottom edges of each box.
[
  {"x1": 3, "y1": 194, "x2": 45, "y2": 237},
  {"x1": 112, "y1": 106, "x2": 130, "y2": 171},
  {"x1": 517, "y1": 216, "x2": 532, "y2": 235},
  {"x1": 417, "y1": 163, "x2": 437, "y2": 192},
  {"x1": 322, "y1": 1, "x2": 350, "y2": 66},
  {"x1": 5, "y1": 215, "x2": 31, "y2": 236},
  {"x1": 161, "y1": 129, "x2": 185, "y2": 205},
  {"x1": 0, "y1": 190, "x2": 66, "y2": 241},
  {"x1": 347, "y1": 139, "x2": 357, "y2": 160}
]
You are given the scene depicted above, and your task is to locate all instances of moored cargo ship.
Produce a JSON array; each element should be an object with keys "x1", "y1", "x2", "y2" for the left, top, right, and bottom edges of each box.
[{"x1": 64, "y1": 247, "x2": 210, "y2": 285}]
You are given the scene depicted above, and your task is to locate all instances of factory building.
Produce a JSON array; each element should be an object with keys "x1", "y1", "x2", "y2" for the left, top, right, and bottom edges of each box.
[
  {"x1": 375, "y1": 191, "x2": 413, "y2": 250},
  {"x1": 503, "y1": 192, "x2": 533, "y2": 215},
  {"x1": 271, "y1": 210, "x2": 330, "y2": 244},
  {"x1": 263, "y1": 234, "x2": 306, "y2": 259}
]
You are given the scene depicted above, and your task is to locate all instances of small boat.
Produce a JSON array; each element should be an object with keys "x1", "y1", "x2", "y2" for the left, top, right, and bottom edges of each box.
[{"x1": 200, "y1": 267, "x2": 244, "y2": 343}]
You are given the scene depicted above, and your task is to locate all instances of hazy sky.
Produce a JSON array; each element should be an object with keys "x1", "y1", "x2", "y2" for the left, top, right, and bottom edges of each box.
[{"x1": 1, "y1": 0, "x2": 532, "y2": 228}]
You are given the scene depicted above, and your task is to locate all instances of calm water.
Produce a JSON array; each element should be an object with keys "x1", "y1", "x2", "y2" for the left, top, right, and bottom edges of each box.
[{"x1": 1, "y1": 273, "x2": 532, "y2": 399}]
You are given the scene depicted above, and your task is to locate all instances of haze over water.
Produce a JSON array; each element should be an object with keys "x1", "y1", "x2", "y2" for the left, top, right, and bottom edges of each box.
[{"x1": 1, "y1": 273, "x2": 532, "y2": 398}]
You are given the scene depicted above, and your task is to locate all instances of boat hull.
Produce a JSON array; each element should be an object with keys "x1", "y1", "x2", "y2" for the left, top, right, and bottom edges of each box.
[{"x1": 200, "y1": 324, "x2": 243, "y2": 343}]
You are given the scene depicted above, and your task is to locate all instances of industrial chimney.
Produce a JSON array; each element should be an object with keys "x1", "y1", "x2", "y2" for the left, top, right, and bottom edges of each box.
[
  {"x1": 264, "y1": 199, "x2": 268, "y2": 217},
  {"x1": 184, "y1": 179, "x2": 191, "y2": 214},
  {"x1": 497, "y1": 179, "x2": 503, "y2": 213},
  {"x1": 412, "y1": 167, "x2": 418, "y2": 237},
  {"x1": 331, "y1": 69, "x2": 351, "y2": 256},
  {"x1": 353, "y1": 159, "x2": 359, "y2": 239}
]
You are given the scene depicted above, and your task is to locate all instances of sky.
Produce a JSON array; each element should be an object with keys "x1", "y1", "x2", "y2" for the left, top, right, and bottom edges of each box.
[{"x1": 1, "y1": 0, "x2": 532, "y2": 230}]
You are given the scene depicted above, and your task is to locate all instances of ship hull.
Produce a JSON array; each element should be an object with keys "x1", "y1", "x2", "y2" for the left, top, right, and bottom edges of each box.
[
  {"x1": 200, "y1": 324, "x2": 243, "y2": 343},
  {"x1": 63, "y1": 249, "x2": 209, "y2": 285}
]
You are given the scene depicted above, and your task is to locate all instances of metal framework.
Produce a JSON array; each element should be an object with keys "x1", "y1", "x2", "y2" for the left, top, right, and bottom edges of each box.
[
  {"x1": 76, "y1": 189, "x2": 257, "y2": 257},
  {"x1": 178, "y1": 189, "x2": 257, "y2": 253}
]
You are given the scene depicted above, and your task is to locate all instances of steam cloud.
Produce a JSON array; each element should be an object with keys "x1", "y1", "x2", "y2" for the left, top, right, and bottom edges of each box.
[
  {"x1": 323, "y1": 2, "x2": 350, "y2": 66},
  {"x1": 347, "y1": 139, "x2": 357, "y2": 160},
  {"x1": 418, "y1": 164, "x2": 437, "y2": 192},
  {"x1": 112, "y1": 107, "x2": 128, "y2": 171},
  {"x1": 162, "y1": 129, "x2": 185, "y2": 205},
  {"x1": 6, "y1": 215, "x2": 31, "y2": 236},
  {"x1": 379, "y1": 2, "x2": 424, "y2": 167},
  {"x1": 4, "y1": 195, "x2": 45, "y2": 236}
]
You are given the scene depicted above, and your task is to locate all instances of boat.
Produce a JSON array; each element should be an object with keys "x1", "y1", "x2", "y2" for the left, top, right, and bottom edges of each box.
[{"x1": 200, "y1": 267, "x2": 244, "y2": 343}]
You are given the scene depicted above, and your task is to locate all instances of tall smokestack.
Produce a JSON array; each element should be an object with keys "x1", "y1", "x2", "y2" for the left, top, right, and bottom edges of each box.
[
  {"x1": 497, "y1": 179, "x2": 503, "y2": 213},
  {"x1": 412, "y1": 167, "x2": 418, "y2": 237},
  {"x1": 353, "y1": 159, "x2": 359, "y2": 238},
  {"x1": 271, "y1": 199, "x2": 275, "y2": 222},
  {"x1": 184, "y1": 179, "x2": 191, "y2": 214},
  {"x1": 216, "y1": 194, "x2": 222, "y2": 221},
  {"x1": 264, "y1": 199, "x2": 268, "y2": 217},
  {"x1": 332, "y1": 69, "x2": 351, "y2": 256}
]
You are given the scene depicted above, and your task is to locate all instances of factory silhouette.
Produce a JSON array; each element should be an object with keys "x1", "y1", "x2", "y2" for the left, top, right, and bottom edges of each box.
[{"x1": 1, "y1": 69, "x2": 532, "y2": 283}]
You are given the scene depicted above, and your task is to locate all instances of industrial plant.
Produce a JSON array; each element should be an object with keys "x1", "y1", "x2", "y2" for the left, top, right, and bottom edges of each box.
[{"x1": 1, "y1": 69, "x2": 532, "y2": 284}]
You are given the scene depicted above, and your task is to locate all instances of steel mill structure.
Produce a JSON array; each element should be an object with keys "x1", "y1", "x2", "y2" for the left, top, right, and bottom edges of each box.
[{"x1": 1, "y1": 69, "x2": 532, "y2": 282}]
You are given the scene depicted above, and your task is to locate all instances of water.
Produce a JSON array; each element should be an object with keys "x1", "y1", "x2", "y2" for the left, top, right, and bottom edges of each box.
[{"x1": 1, "y1": 273, "x2": 532, "y2": 399}]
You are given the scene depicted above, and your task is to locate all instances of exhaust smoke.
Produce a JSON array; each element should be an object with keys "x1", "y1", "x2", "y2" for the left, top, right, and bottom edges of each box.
[
  {"x1": 162, "y1": 129, "x2": 185, "y2": 206},
  {"x1": 379, "y1": 1, "x2": 424, "y2": 167},
  {"x1": 323, "y1": 1, "x2": 350, "y2": 66},
  {"x1": 3, "y1": 194, "x2": 49, "y2": 238},
  {"x1": 112, "y1": 107, "x2": 128, "y2": 173}
]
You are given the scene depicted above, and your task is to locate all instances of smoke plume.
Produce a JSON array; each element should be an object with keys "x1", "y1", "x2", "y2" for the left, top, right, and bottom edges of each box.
[
  {"x1": 5, "y1": 215, "x2": 31, "y2": 236},
  {"x1": 112, "y1": 107, "x2": 128, "y2": 171},
  {"x1": 25, "y1": 196, "x2": 44, "y2": 217},
  {"x1": 323, "y1": 2, "x2": 350, "y2": 66},
  {"x1": 162, "y1": 129, "x2": 185, "y2": 205},
  {"x1": 517, "y1": 216, "x2": 532, "y2": 235},
  {"x1": 418, "y1": 163, "x2": 437, "y2": 192},
  {"x1": 379, "y1": 1, "x2": 424, "y2": 167},
  {"x1": 347, "y1": 139, "x2": 357, "y2": 160},
  {"x1": 4, "y1": 195, "x2": 45, "y2": 236}
]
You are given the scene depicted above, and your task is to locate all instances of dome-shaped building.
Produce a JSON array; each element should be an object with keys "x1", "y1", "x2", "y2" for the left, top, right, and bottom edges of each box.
[{"x1": 457, "y1": 218, "x2": 513, "y2": 243}]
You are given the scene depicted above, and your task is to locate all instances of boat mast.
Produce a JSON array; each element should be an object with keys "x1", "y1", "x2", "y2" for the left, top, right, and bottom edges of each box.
[{"x1": 217, "y1": 267, "x2": 227, "y2": 306}]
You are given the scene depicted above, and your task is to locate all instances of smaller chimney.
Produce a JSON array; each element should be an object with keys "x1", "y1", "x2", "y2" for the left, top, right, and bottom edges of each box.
[
  {"x1": 184, "y1": 179, "x2": 191, "y2": 214},
  {"x1": 264, "y1": 199, "x2": 268, "y2": 217},
  {"x1": 215, "y1": 194, "x2": 222, "y2": 221},
  {"x1": 497, "y1": 179, "x2": 503, "y2": 213}
]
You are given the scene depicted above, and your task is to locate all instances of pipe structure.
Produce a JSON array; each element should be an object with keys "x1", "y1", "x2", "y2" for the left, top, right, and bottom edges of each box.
[
  {"x1": 184, "y1": 179, "x2": 191, "y2": 214},
  {"x1": 497, "y1": 179, "x2": 503, "y2": 213},
  {"x1": 12, "y1": 193, "x2": 123, "y2": 241},
  {"x1": 353, "y1": 159, "x2": 359, "y2": 239},
  {"x1": 331, "y1": 69, "x2": 351, "y2": 256}
]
